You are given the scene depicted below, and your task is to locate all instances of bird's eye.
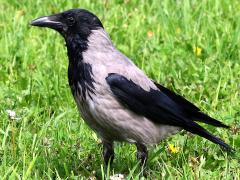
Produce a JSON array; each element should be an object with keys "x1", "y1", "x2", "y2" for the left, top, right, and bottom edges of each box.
[
  {"x1": 82, "y1": 17, "x2": 88, "y2": 21},
  {"x1": 67, "y1": 17, "x2": 75, "y2": 24}
]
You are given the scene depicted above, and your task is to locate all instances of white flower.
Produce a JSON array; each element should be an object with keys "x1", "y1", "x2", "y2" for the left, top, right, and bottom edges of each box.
[
  {"x1": 6, "y1": 110, "x2": 16, "y2": 120},
  {"x1": 110, "y1": 174, "x2": 125, "y2": 180}
]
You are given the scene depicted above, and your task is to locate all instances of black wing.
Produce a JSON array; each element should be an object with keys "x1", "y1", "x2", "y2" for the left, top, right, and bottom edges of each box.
[
  {"x1": 106, "y1": 73, "x2": 232, "y2": 151},
  {"x1": 153, "y1": 82, "x2": 229, "y2": 128}
]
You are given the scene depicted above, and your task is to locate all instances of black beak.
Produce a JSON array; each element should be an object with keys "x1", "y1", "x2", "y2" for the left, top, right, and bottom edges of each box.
[{"x1": 31, "y1": 15, "x2": 63, "y2": 30}]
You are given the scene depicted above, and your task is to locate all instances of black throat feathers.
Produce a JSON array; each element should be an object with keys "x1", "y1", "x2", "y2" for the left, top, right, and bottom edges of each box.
[{"x1": 66, "y1": 34, "x2": 95, "y2": 100}]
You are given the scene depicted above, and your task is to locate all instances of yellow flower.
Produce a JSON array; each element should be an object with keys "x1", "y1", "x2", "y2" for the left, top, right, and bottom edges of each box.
[
  {"x1": 193, "y1": 46, "x2": 202, "y2": 56},
  {"x1": 123, "y1": 23, "x2": 128, "y2": 28},
  {"x1": 168, "y1": 144, "x2": 179, "y2": 154},
  {"x1": 176, "y1": 27, "x2": 181, "y2": 34},
  {"x1": 16, "y1": 10, "x2": 25, "y2": 20},
  {"x1": 147, "y1": 31, "x2": 154, "y2": 38}
]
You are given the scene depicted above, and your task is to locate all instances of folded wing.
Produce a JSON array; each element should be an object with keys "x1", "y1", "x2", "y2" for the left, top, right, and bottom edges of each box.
[
  {"x1": 153, "y1": 82, "x2": 229, "y2": 128},
  {"x1": 106, "y1": 73, "x2": 232, "y2": 151}
]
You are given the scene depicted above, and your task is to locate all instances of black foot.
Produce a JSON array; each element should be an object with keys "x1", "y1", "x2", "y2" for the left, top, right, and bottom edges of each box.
[
  {"x1": 136, "y1": 143, "x2": 148, "y2": 177},
  {"x1": 136, "y1": 143, "x2": 148, "y2": 166},
  {"x1": 102, "y1": 140, "x2": 114, "y2": 166}
]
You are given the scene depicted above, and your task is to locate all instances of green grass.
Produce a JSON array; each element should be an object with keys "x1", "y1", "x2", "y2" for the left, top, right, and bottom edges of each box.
[{"x1": 0, "y1": 0, "x2": 240, "y2": 179}]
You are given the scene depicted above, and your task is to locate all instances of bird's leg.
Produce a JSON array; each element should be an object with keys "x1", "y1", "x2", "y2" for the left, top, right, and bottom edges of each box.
[
  {"x1": 102, "y1": 140, "x2": 114, "y2": 167},
  {"x1": 136, "y1": 143, "x2": 148, "y2": 172}
]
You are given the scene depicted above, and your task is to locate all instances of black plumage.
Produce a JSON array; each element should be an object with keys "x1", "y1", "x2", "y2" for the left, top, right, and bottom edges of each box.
[
  {"x1": 66, "y1": 34, "x2": 95, "y2": 99},
  {"x1": 153, "y1": 82, "x2": 229, "y2": 128},
  {"x1": 106, "y1": 73, "x2": 232, "y2": 151}
]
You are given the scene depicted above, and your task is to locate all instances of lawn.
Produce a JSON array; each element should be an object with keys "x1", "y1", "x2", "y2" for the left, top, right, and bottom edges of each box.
[{"x1": 0, "y1": 0, "x2": 239, "y2": 179}]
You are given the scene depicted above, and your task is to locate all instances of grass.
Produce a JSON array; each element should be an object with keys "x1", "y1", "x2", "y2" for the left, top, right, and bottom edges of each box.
[{"x1": 0, "y1": 0, "x2": 240, "y2": 179}]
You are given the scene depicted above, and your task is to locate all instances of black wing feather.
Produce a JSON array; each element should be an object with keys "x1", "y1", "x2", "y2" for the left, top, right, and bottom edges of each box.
[
  {"x1": 106, "y1": 73, "x2": 232, "y2": 151},
  {"x1": 153, "y1": 82, "x2": 229, "y2": 128}
]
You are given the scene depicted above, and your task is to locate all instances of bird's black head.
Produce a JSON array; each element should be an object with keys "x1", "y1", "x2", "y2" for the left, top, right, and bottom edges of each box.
[{"x1": 31, "y1": 9, "x2": 103, "y2": 40}]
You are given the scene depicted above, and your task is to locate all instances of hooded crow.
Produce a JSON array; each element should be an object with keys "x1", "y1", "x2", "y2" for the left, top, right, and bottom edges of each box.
[{"x1": 31, "y1": 9, "x2": 232, "y2": 167}]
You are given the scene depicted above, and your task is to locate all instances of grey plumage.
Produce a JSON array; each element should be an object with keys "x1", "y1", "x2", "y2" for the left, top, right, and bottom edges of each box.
[
  {"x1": 31, "y1": 9, "x2": 232, "y2": 168},
  {"x1": 76, "y1": 29, "x2": 181, "y2": 144}
]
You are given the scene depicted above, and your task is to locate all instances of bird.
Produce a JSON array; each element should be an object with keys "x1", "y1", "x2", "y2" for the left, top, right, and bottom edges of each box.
[{"x1": 31, "y1": 9, "x2": 232, "y2": 167}]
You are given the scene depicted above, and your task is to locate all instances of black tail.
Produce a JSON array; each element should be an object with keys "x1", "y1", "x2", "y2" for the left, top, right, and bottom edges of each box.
[
  {"x1": 193, "y1": 112, "x2": 229, "y2": 128},
  {"x1": 153, "y1": 81, "x2": 233, "y2": 151},
  {"x1": 154, "y1": 82, "x2": 230, "y2": 128},
  {"x1": 184, "y1": 120, "x2": 233, "y2": 152}
]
